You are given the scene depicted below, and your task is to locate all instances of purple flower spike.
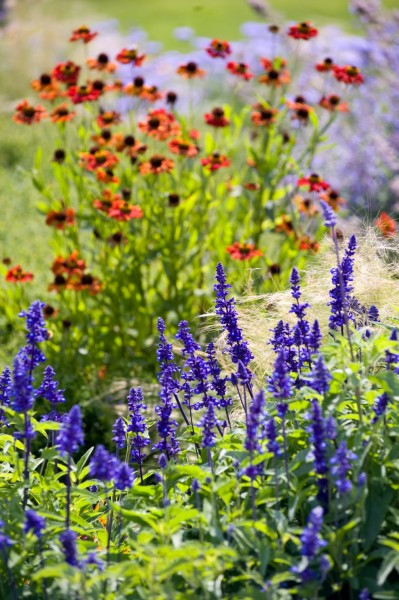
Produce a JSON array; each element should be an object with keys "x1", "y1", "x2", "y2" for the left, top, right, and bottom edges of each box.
[
  {"x1": 320, "y1": 200, "x2": 337, "y2": 228},
  {"x1": 114, "y1": 463, "x2": 135, "y2": 491},
  {"x1": 89, "y1": 445, "x2": 118, "y2": 481},
  {"x1": 200, "y1": 402, "x2": 218, "y2": 448},
  {"x1": 112, "y1": 417, "x2": 126, "y2": 450},
  {"x1": 57, "y1": 405, "x2": 84, "y2": 456},
  {"x1": 60, "y1": 529, "x2": 80, "y2": 567},
  {"x1": 309, "y1": 355, "x2": 332, "y2": 395},
  {"x1": 24, "y1": 509, "x2": 46, "y2": 538},
  {"x1": 330, "y1": 441, "x2": 357, "y2": 494}
]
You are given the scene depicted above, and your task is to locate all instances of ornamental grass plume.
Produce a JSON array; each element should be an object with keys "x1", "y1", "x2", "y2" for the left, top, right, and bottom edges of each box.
[{"x1": 209, "y1": 230, "x2": 399, "y2": 383}]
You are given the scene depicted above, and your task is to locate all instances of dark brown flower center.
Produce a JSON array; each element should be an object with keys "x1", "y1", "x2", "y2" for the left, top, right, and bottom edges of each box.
[
  {"x1": 98, "y1": 53, "x2": 109, "y2": 64},
  {"x1": 81, "y1": 274, "x2": 94, "y2": 285},
  {"x1": 40, "y1": 74, "x2": 52, "y2": 85},
  {"x1": 149, "y1": 117, "x2": 160, "y2": 129},
  {"x1": 186, "y1": 62, "x2": 197, "y2": 73},
  {"x1": 150, "y1": 156, "x2": 164, "y2": 168}
]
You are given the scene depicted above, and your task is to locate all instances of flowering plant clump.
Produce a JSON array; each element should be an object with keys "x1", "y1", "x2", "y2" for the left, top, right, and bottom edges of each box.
[
  {"x1": 4, "y1": 19, "x2": 364, "y2": 388},
  {"x1": 1, "y1": 241, "x2": 399, "y2": 598}
]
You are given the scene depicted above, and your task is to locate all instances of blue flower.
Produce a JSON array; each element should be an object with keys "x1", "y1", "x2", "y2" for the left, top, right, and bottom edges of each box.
[
  {"x1": 245, "y1": 390, "x2": 265, "y2": 454},
  {"x1": 114, "y1": 463, "x2": 135, "y2": 490},
  {"x1": 268, "y1": 348, "x2": 292, "y2": 413},
  {"x1": 127, "y1": 387, "x2": 150, "y2": 465},
  {"x1": 328, "y1": 235, "x2": 357, "y2": 331},
  {"x1": 24, "y1": 509, "x2": 46, "y2": 538},
  {"x1": 200, "y1": 402, "x2": 218, "y2": 448},
  {"x1": 307, "y1": 400, "x2": 329, "y2": 506},
  {"x1": 112, "y1": 417, "x2": 126, "y2": 450},
  {"x1": 11, "y1": 352, "x2": 34, "y2": 413},
  {"x1": 206, "y1": 342, "x2": 231, "y2": 410},
  {"x1": 330, "y1": 441, "x2": 357, "y2": 494},
  {"x1": 0, "y1": 520, "x2": 13, "y2": 550},
  {"x1": 264, "y1": 417, "x2": 281, "y2": 456},
  {"x1": 60, "y1": 529, "x2": 80, "y2": 567},
  {"x1": 214, "y1": 263, "x2": 254, "y2": 371},
  {"x1": 320, "y1": 200, "x2": 337, "y2": 228},
  {"x1": 299, "y1": 506, "x2": 326, "y2": 559},
  {"x1": 176, "y1": 320, "x2": 211, "y2": 409},
  {"x1": 372, "y1": 391, "x2": 390, "y2": 423},
  {"x1": 308, "y1": 320, "x2": 323, "y2": 353},
  {"x1": 0, "y1": 367, "x2": 12, "y2": 424},
  {"x1": 309, "y1": 355, "x2": 332, "y2": 395},
  {"x1": 89, "y1": 445, "x2": 118, "y2": 481},
  {"x1": 19, "y1": 301, "x2": 48, "y2": 370},
  {"x1": 57, "y1": 405, "x2": 84, "y2": 456}
]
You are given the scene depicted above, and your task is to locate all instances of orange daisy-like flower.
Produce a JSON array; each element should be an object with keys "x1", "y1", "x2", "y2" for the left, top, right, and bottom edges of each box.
[
  {"x1": 51, "y1": 250, "x2": 86, "y2": 277},
  {"x1": 315, "y1": 57, "x2": 335, "y2": 72},
  {"x1": 50, "y1": 103, "x2": 76, "y2": 123},
  {"x1": 275, "y1": 214, "x2": 295, "y2": 235},
  {"x1": 333, "y1": 65, "x2": 364, "y2": 85},
  {"x1": 31, "y1": 73, "x2": 61, "y2": 100},
  {"x1": 52, "y1": 61, "x2": 80, "y2": 86},
  {"x1": 138, "y1": 109, "x2": 181, "y2": 141},
  {"x1": 204, "y1": 106, "x2": 230, "y2": 128},
  {"x1": 298, "y1": 173, "x2": 330, "y2": 192},
  {"x1": 298, "y1": 237, "x2": 320, "y2": 252},
  {"x1": 201, "y1": 152, "x2": 230, "y2": 171},
  {"x1": 258, "y1": 57, "x2": 290, "y2": 87},
  {"x1": 96, "y1": 110, "x2": 121, "y2": 128},
  {"x1": 5, "y1": 265, "x2": 33, "y2": 283},
  {"x1": 67, "y1": 84, "x2": 101, "y2": 104},
  {"x1": 70, "y1": 273, "x2": 102, "y2": 295},
  {"x1": 243, "y1": 182, "x2": 260, "y2": 191},
  {"x1": 139, "y1": 155, "x2": 174, "y2": 175},
  {"x1": 13, "y1": 100, "x2": 47, "y2": 125},
  {"x1": 112, "y1": 134, "x2": 147, "y2": 158},
  {"x1": 251, "y1": 104, "x2": 278, "y2": 127},
  {"x1": 168, "y1": 137, "x2": 198, "y2": 157},
  {"x1": 319, "y1": 189, "x2": 346, "y2": 211},
  {"x1": 319, "y1": 94, "x2": 349, "y2": 112},
  {"x1": 294, "y1": 195, "x2": 319, "y2": 216},
  {"x1": 108, "y1": 200, "x2": 144, "y2": 221},
  {"x1": 45, "y1": 207, "x2": 76, "y2": 229},
  {"x1": 288, "y1": 21, "x2": 318, "y2": 40},
  {"x1": 226, "y1": 61, "x2": 253, "y2": 80},
  {"x1": 87, "y1": 53, "x2": 116, "y2": 72},
  {"x1": 70, "y1": 25, "x2": 98, "y2": 44},
  {"x1": 206, "y1": 39, "x2": 232, "y2": 59},
  {"x1": 226, "y1": 242, "x2": 263, "y2": 261},
  {"x1": 48, "y1": 274, "x2": 68, "y2": 293},
  {"x1": 79, "y1": 149, "x2": 119, "y2": 172},
  {"x1": 286, "y1": 96, "x2": 313, "y2": 124},
  {"x1": 92, "y1": 128, "x2": 113, "y2": 147},
  {"x1": 43, "y1": 304, "x2": 59, "y2": 319},
  {"x1": 123, "y1": 76, "x2": 145, "y2": 97},
  {"x1": 177, "y1": 61, "x2": 205, "y2": 79},
  {"x1": 140, "y1": 85, "x2": 163, "y2": 103},
  {"x1": 374, "y1": 212, "x2": 396, "y2": 238},
  {"x1": 97, "y1": 168, "x2": 119, "y2": 184},
  {"x1": 93, "y1": 189, "x2": 122, "y2": 214},
  {"x1": 116, "y1": 48, "x2": 145, "y2": 66}
]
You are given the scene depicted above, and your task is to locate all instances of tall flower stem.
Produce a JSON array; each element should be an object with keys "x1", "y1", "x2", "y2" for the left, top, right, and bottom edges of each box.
[
  {"x1": 22, "y1": 413, "x2": 31, "y2": 509},
  {"x1": 281, "y1": 418, "x2": 290, "y2": 491},
  {"x1": 66, "y1": 454, "x2": 71, "y2": 529}
]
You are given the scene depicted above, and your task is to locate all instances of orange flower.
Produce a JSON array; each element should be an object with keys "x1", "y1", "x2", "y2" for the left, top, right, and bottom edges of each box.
[
  {"x1": 139, "y1": 155, "x2": 174, "y2": 175},
  {"x1": 177, "y1": 61, "x2": 205, "y2": 78},
  {"x1": 123, "y1": 76, "x2": 145, "y2": 96},
  {"x1": 93, "y1": 189, "x2": 121, "y2": 214},
  {"x1": 286, "y1": 96, "x2": 313, "y2": 124},
  {"x1": 67, "y1": 84, "x2": 101, "y2": 104},
  {"x1": 112, "y1": 134, "x2": 147, "y2": 158},
  {"x1": 201, "y1": 152, "x2": 230, "y2": 171},
  {"x1": 138, "y1": 109, "x2": 181, "y2": 141},
  {"x1": 319, "y1": 189, "x2": 346, "y2": 211},
  {"x1": 50, "y1": 103, "x2": 76, "y2": 123},
  {"x1": 275, "y1": 214, "x2": 295, "y2": 235},
  {"x1": 116, "y1": 48, "x2": 145, "y2": 66},
  {"x1": 315, "y1": 57, "x2": 335, "y2": 72},
  {"x1": 96, "y1": 110, "x2": 121, "y2": 128},
  {"x1": 206, "y1": 39, "x2": 232, "y2": 59},
  {"x1": 298, "y1": 237, "x2": 320, "y2": 252},
  {"x1": 97, "y1": 168, "x2": 119, "y2": 184},
  {"x1": 168, "y1": 137, "x2": 198, "y2": 157},
  {"x1": 48, "y1": 274, "x2": 68, "y2": 293},
  {"x1": 319, "y1": 94, "x2": 349, "y2": 112},
  {"x1": 51, "y1": 250, "x2": 86, "y2": 276},
  {"x1": 298, "y1": 173, "x2": 330, "y2": 192},
  {"x1": 226, "y1": 61, "x2": 253, "y2": 80},
  {"x1": 243, "y1": 182, "x2": 260, "y2": 191},
  {"x1": 251, "y1": 104, "x2": 277, "y2": 127},
  {"x1": 108, "y1": 200, "x2": 144, "y2": 221},
  {"x1": 374, "y1": 212, "x2": 396, "y2": 238},
  {"x1": 31, "y1": 73, "x2": 61, "y2": 100},
  {"x1": 91, "y1": 129, "x2": 113, "y2": 147},
  {"x1": 204, "y1": 106, "x2": 230, "y2": 128},
  {"x1": 288, "y1": 22, "x2": 318, "y2": 40},
  {"x1": 13, "y1": 100, "x2": 47, "y2": 125},
  {"x1": 52, "y1": 61, "x2": 80, "y2": 86},
  {"x1": 258, "y1": 58, "x2": 290, "y2": 86},
  {"x1": 79, "y1": 149, "x2": 119, "y2": 171},
  {"x1": 140, "y1": 85, "x2": 163, "y2": 103},
  {"x1": 70, "y1": 273, "x2": 102, "y2": 294},
  {"x1": 5, "y1": 265, "x2": 33, "y2": 283},
  {"x1": 43, "y1": 304, "x2": 59, "y2": 319},
  {"x1": 45, "y1": 208, "x2": 76, "y2": 229},
  {"x1": 70, "y1": 25, "x2": 98, "y2": 44},
  {"x1": 333, "y1": 65, "x2": 364, "y2": 85},
  {"x1": 87, "y1": 53, "x2": 116, "y2": 72},
  {"x1": 294, "y1": 194, "x2": 319, "y2": 216},
  {"x1": 226, "y1": 242, "x2": 263, "y2": 261}
]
